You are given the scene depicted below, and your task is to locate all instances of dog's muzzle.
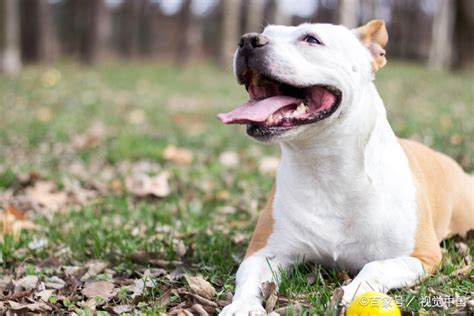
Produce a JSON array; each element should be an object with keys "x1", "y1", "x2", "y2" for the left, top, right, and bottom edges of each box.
[{"x1": 235, "y1": 33, "x2": 270, "y2": 83}]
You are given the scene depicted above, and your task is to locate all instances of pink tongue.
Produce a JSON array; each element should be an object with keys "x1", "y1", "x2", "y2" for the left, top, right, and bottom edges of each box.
[{"x1": 217, "y1": 96, "x2": 302, "y2": 124}]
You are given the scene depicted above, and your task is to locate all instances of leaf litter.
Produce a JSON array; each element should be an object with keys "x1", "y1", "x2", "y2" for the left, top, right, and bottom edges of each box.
[
  {"x1": 1, "y1": 158, "x2": 472, "y2": 314},
  {"x1": 0, "y1": 155, "x2": 244, "y2": 314}
]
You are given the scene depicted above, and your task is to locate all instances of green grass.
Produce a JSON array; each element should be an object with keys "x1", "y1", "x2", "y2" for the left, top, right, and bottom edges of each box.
[{"x1": 0, "y1": 61, "x2": 472, "y2": 314}]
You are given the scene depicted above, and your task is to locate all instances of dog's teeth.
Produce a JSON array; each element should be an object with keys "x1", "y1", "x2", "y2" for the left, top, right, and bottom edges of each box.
[
  {"x1": 266, "y1": 115, "x2": 274, "y2": 124},
  {"x1": 294, "y1": 103, "x2": 308, "y2": 116}
]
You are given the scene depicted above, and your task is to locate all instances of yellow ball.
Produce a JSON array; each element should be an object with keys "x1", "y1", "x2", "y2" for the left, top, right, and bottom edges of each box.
[{"x1": 346, "y1": 292, "x2": 401, "y2": 316}]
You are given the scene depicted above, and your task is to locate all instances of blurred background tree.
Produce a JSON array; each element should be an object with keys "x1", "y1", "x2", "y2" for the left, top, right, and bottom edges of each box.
[
  {"x1": 429, "y1": 0, "x2": 474, "y2": 69},
  {"x1": 0, "y1": 0, "x2": 22, "y2": 74},
  {"x1": 0, "y1": 0, "x2": 473, "y2": 73}
]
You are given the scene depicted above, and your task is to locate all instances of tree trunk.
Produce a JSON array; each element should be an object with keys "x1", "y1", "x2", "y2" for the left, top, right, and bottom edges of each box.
[
  {"x1": 175, "y1": 0, "x2": 193, "y2": 66},
  {"x1": 313, "y1": 0, "x2": 338, "y2": 24},
  {"x1": 202, "y1": 0, "x2": 222, "y2": 60},
  {"x1": 77, "y1": 0, "x2": 107, "y2": 65},
  {"x1": 119, "y1": 0, "x2": 142, "y2": 58},
  {"x1": 220, "y1": 0, "x2": 241, "y2": 67},
  {"x1": 390, "y1": 0, "x2": 428, "y2": 61},
  {"x1": 428, "y1": 0, "x2": 456, "y2": 70},
  {"x1": 137, "y1": 1, "x2": 154, "y2": 57},
  {"x1": 273, "y1": 0, "x2": 292, "y2": 26},
  {"x1": 265, "y1": 0, "x2": 291, "y2": 26},
  {"x1": 360, "y1": 0, "x2": 376, "y2": 23},
  {"x1": 20, "y1": 0, "x2": 51, "y2": 63},
  {"x1": 453, "y1": 0, "x2": 474, "y2": 69},
  {"x1": 245, "y1": 0, "x2": 265, "y2": 33},
  {"x1": 338, "y1": 0, "x2": 359, "y2": 28},
  {"x1": 0, "y1": 0, "x2": 21, "y2": 75},
  {"x1": 57, "y1": 0, "x2": 79, "y2": 57}
]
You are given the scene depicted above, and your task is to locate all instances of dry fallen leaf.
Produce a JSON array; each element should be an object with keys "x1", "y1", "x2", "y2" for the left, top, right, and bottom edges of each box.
[
  {"x1": 0, "y1": 206, "x2": 36, "y2": 240},
  {"x1": 232, "y1": 232, "x2": 247, "y2": 244},
  {"x1": 81, "y1": 260, "x2": 108, "y2": 281},
  {"x1": 6, "y1": 301, "x2": 23, "y2": 310},
  {"x1": 28, "y1": 237, "x2": 48, "y2": 250},
  {"x1": 128, "y1": 109, "x2": 146, "y2": 124},
  {"x1": 82, "y1": 280, "x2": 115, "y2": 299},
  {"x1": 82, "y1": 297, "x2": 98, "y2": 313},
  {"x1": 215, "y1": 191, "x2": 230, "y2": 200},
  {"x1": 184, "y1": 275, "x2": 216, "y2": 300},
  {"x1": 0, "y1": 275, "x2": 13, "y2": 291},
  {"x1": 3, "y1": 205, "x2": 25, "y2": 220},
  {"x1": 261, "y1": 281, "x2": 278, "y2": 313},
  {"x1": 7, "y1": 300, "x2": 52, "y2": 312},
  {"x1": 329, "y1": 287, "x2": 345, "y2": 312},
  {"x1": 170, "y1": 266, "x2": 186, "y2": 280},
  {"x1": 218, "y1": 291, "x2": 233, "y2": 307},
  {"x1": 156, "y1": 288, "x2": 176, "y2": 309},
  {"x1": 130, "y1": 251, "x2": 160, "y2": 265},
  {"x1": 450, "y1": 134, "x2": 462, "y2": 145},
  {"x1": 35, "y1": 289, "x2": 55, "y2": 302},
  {"x1": 163, "y1": 145, "x2": 193, "y2": 165},
  {"x1": 179, "y1": 290, "x2": 218, "y2": 309},
  {"x1": 192, "y1": 303, "x2": 210, "y2": 316},
  {"x1": 467, "y1": 300, "x2": 474, "y2": 312},
  {"x1": 14, "y1": 275, "x2": 39, "y2": 292},
  {"x1": 451, "y1": 265, "x2": 472, "y2": 277},
  {"x1": 170, "y1": 308, "x2": 194, "y2": 316},
  {"x1": 148, "y1": 172, "x2": 172, "y2": 197},
  {"x1": 113, "y1": 304, "x2": 134, "y2": 314},
  {"x1": 63, "y1": 265, "x2": 81, "y2": 276},
  {"x1": 125, "y1": 172, "x2": 171, "y2": 198},
  {"x1": 25, "y1": 181, "x2": 68, "y2": 211},
  {"x1": 125, "y1": 278, "x2": 156, "y2": 298},
  {"x1": 258, "y1": 156, "x2": 280, "y2": 175},
  {"x1": 172, "y1": 239, "x2": 187, "y2": 258},
  {"x1": 44, "y1": 276, "x2": 66, "y2": 289},
  {"x1": 454, "y1": 241, "x2": 469, "y2": 256},
  {"x1": 72, "y1": 122, "x2": 106, "y2": 150},
  {"x1": 219, "y1": 151, "x2": 239, "y2": 168},
  {"x1": 36, "y1": 107, "x2": 52, "y2": 122},
  {"x1": 336, "y1": 271, "x2": 351, "y2": 285}
]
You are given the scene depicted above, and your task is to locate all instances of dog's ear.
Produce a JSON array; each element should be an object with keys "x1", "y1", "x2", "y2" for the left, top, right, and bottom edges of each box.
[{"x1": 353, "y1": 20, "x2": 388, "y2": 72}]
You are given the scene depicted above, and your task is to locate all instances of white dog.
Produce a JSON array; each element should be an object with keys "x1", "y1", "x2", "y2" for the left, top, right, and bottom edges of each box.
[{"x1": 217, "y1": 20, "x2": 474, "y2": 315}]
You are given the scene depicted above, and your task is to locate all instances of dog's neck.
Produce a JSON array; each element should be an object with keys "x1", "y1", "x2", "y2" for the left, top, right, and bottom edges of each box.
[{"x1": 277, "y1": 83, "x2": 396, "y2": 200}]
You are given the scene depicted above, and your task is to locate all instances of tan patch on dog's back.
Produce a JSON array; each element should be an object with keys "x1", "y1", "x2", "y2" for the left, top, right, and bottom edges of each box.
[
  {"x1": 400, "y1": 139, "x2": 474, "y2": 273},
  {"x1": 245, "y1": 185, "x2": 276, "y2": 258}
]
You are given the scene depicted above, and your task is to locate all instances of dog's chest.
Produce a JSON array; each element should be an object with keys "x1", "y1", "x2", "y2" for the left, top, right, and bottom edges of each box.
[{"x1": 268, "y1": 170, "x2": 416, "y2": 273}]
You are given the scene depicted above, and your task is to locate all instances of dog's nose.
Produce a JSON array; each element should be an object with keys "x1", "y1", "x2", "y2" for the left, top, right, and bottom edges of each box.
[{"x1": 238, "y1": 33, "x2": 269, "y2": 50}]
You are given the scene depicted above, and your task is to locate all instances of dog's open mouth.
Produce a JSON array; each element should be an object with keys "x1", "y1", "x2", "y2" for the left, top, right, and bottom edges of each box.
[{"x1": 217, "y1": 72, "x2": 342, "y2": 129}]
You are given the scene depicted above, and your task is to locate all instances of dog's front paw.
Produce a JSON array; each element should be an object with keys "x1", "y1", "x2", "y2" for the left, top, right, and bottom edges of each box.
[
  {"x1": 341, "y1": 281, "x2": 379, "y2": 305},
  {"x1": 219, "y1": 300, "x2": 266, "y2": 316}
]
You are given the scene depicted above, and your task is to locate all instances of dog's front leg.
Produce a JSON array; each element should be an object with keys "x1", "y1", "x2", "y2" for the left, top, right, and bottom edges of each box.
[
  {"x1": 341, "y1": 256, "x2": 426, "y2": 304},
  {"x1": 220, "y1": 250, "x2": 289, "y2": 316}
]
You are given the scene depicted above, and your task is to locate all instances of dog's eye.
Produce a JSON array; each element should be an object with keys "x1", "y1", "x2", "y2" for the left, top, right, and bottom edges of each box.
[{"x1": 302, "y1": 35, "x2": 322, "y2": 45}]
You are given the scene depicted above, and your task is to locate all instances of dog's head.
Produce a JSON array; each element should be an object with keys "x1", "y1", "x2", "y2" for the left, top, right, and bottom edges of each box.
[{"x1": 217, "y1": 20, "x2": 388, "y2": 142}]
